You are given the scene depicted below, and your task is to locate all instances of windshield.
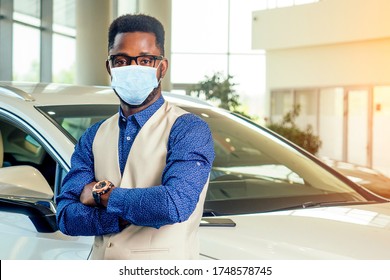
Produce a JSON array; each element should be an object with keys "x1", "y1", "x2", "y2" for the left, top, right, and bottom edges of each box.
[{"x1": 38, "y1": 103, "x2": 371, "y2": 215}]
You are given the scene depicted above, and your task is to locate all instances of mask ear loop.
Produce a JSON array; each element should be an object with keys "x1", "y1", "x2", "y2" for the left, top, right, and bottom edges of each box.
[{"x1": 156, "y1": 59, "x2": 164, "y2": 84}]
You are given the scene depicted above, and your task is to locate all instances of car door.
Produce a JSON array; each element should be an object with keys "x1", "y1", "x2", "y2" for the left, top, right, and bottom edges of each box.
[{"x1": 0, "y1": 114, "x2": 93, "y2": 259}]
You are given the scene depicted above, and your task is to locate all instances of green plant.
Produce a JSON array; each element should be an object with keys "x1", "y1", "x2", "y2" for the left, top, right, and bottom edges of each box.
[
  {"x1": 190, "y1": 72, "x2": 240, "y2": 110},
  {"x1": 266, "y1": 104, "x2": 322, "y2": 155},
  {"x1": 190, "y1": 72, "x2": 256, "y2": 120}
]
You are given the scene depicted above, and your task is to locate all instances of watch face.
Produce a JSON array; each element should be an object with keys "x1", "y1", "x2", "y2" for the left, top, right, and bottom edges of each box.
[
  {"x1": 93, "y1": 180, "x2": 114, "y2": 195},
  {"x1": 95, "y1": 181, "x2": 107, "y2": 189}
]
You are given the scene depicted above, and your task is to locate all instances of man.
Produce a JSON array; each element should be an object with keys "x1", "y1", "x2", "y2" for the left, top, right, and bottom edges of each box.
[{"x1": 56, "y1": 14, "x2": 215, "y2": 260}]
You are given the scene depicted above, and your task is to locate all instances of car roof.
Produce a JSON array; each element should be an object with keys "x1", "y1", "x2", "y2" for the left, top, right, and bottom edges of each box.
[{"x1": 0, "y1": 81, "x2": 212, "y2": 108}]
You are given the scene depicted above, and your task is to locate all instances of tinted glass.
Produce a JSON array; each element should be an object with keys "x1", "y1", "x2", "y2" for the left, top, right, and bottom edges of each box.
[{"x1": 36, "y1": 105, "x2": 117, "y2": 143}]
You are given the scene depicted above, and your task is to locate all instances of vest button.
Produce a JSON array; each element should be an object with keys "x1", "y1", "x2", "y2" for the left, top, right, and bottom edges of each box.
[{"x1": 126, "y1": 136, "x2": 131, "y2": 141}]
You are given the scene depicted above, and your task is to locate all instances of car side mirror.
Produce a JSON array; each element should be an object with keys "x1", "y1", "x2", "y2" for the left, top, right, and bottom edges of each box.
[
  {"x1": 0, "y1": 165, "x2": 53, "y2": 199},
  {"x1": 0, "y1": 165, "x2": 57, "y2": 233}
]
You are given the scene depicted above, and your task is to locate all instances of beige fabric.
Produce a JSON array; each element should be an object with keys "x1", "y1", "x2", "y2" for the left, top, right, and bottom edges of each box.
[{"x1": 90, "y1": 101, "x2": 208, "y2": 259}]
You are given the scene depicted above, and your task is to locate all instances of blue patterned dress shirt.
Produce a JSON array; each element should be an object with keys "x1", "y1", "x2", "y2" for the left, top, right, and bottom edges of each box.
[{"x1": 56, "y1": 96, "x2": 215, "y2": 236}]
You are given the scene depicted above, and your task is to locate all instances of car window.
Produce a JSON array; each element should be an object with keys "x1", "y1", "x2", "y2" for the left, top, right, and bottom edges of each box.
[
  {"x1": 37, "y1": 105, "x2": 117, "y2": 143},
  {"x1": 0, "y1": 119, "x2": 57, "y2": 188}
]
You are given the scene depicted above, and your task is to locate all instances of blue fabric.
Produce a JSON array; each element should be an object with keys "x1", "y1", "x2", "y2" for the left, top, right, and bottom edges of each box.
[{"x1": 56, "y1": 96, "x2": 215, "y2": 235}]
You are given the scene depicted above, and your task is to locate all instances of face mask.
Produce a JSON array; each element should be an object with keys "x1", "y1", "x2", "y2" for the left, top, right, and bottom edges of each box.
[{"x1": 110, "y1": 64, "x2": 160, "y2": 105}]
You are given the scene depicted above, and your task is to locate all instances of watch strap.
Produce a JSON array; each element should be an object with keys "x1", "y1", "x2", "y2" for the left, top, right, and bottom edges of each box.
[{"x1": 92, "y1": 190, "x2": 102, "y2": 206}]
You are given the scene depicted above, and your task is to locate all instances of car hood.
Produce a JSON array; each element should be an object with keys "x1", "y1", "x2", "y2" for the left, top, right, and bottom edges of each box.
[{"x1": 199, "y1": 202, "x2": 390, "y2": 259}]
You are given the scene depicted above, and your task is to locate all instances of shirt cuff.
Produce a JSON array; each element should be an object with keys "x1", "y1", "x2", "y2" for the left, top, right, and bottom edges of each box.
[{"x1": 106, "y1": 187, "x2": 127, "y2": 216}]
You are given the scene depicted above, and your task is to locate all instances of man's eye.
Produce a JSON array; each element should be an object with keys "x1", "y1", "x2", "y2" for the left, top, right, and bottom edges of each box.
[
  {"x1": 139, "y1": 57, "x2": 153, "y2": 65},
  {"x1": 114, "y1": 58, "x2": 127, "y2": 65}
]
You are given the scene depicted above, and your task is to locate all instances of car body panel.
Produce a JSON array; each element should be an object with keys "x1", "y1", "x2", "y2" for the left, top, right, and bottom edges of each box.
[
  {"x1": 200, "y1": 203, "x2": 390, "y2": 259},
  {"x1": 0, "y1": 211, "x2": 93, "y2": 259}
]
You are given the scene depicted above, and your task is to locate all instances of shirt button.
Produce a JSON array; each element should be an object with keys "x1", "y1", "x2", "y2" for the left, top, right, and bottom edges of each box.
[
  {"x1": 107, "y1": 242, "x2": 112, "y2": 248},
  {"x1": 126, "y1": 136, "x2": 131, "y2": 141}
]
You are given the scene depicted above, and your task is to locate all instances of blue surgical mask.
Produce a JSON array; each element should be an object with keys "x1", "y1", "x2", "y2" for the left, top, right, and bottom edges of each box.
[{"x1": 110, "y1": 64, "x2": 160, "y2": 105}]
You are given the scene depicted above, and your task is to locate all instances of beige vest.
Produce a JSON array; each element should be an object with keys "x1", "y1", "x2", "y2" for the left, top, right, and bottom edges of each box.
[{"x1": 90, "y1": 101, "x2": 208, "y2": 260}]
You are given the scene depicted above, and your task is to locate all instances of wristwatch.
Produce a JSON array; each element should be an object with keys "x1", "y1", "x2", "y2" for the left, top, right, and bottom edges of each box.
[{"x1": 92, "y1": 180, "x2": 114, "y2": 206}]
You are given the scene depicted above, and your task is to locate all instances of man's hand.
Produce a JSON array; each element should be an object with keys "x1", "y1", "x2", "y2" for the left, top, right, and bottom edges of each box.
[
  {"x1": 80, "y1": 180, "x2": 116, "y2": 207},
  {"x1": 80, "y1": 182, "x2": 97, "y2": 206}
]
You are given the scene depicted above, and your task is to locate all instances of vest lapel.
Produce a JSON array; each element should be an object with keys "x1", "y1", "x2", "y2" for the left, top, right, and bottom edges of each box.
[{"x1": 93, "y1": 113, "x2": 121, "y2": 186}]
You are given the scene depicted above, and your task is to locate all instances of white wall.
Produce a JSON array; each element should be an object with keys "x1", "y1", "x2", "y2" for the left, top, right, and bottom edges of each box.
[
  {"x1": 267, "y1": 38, "x2": 390, "y2": 89},
  {"x1": 252, "y1": 0, "x2": 390, "y2": 50}
]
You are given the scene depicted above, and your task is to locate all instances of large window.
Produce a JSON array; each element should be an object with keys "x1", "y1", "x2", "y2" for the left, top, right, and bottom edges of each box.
[
  {"x1": 171, "y1": 0, "x2": 266, "y2": 119},
  {"x1": 53, "y1": 0, "x2": 76, "y2": 83},
  {"x1": 170, "y1": 0, "x2": 319, "y2": 118},
  {"x1": 13, "y1": 23, "x2": 40, "y2": 81},
  {"x1": 1, "y1": 0, "x2": 76, "y2": 83},
  {"x1": 12, "y1": 0, "x2": 41, "y2": 82}
]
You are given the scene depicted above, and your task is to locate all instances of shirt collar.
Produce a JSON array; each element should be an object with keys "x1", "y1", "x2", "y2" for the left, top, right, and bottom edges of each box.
[{"x1": 118, "y1": 95, "x2": 165, "y2": 128}]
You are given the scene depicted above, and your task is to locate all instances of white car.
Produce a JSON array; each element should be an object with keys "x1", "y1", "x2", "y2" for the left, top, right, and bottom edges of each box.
[{"x1": 1, "y1": 82, "x2": 390, "y2": 260}]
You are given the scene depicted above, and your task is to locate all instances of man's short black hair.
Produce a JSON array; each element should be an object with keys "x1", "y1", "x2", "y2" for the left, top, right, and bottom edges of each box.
[{"x1": 108, "y1": 14, "x2": 165, "y2": 55}]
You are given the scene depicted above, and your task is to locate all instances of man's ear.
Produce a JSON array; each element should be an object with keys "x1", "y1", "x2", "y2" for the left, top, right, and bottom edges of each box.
[
  {"x1": 106, "y1": 60, "x2": 111, "y2": 76},
  {"x1": 159, "y1": 59, "x2": 168, "y2": 79}
]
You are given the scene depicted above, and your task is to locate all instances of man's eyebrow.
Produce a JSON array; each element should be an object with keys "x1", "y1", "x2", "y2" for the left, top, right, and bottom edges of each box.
[
  {"x1": 109, "y1": 52, "x2": 130, "y2": 56},
  {"x1": 139, "y1": 51, "x2": 155, "y2": 55},
  {"x1": 110, "y1": 52, "x2": 154, "y2": 56}
]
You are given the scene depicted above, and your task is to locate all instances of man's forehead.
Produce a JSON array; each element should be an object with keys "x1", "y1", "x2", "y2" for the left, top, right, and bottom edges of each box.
[
  {"x1": 110, "y1": 32, "x2": 159, "y2": 54},
  {"x1": 114, "y1": 32, "x2": 156, "y2": 42}
]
